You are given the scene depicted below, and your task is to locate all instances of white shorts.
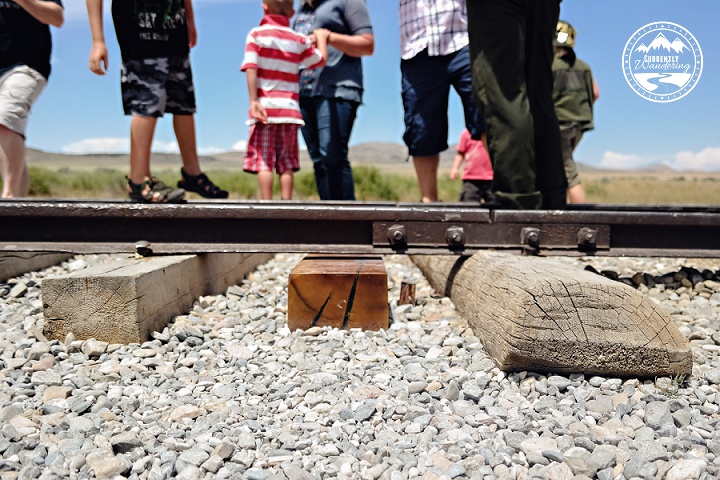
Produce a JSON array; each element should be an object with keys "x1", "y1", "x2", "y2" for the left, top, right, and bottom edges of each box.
[{"x1": 0, "y1": 65, "x2": 47, "y2": 138}]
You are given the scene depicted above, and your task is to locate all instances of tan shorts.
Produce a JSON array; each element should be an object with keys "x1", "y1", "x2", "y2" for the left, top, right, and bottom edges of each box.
[
  {"x1": 0, "y1": 65, "x2": 47, "y2": 137},
  {"x1": 561, "y1": 128, "x2": 584, "y2": 188}
]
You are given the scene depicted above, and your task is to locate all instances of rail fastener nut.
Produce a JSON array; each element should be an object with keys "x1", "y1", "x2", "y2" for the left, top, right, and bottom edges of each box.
[
  {"x1": 521, "y1": 227, "x2": 541, "y2": 248},
  {"x1": 446, "y1": 226, "x2": 465, "y2": 248},
  {"x1": 387, "y1": 225, "x2": 407, "y2": 246},
  {"x1": 577, "y1": 227, "x2": 598, "y2": 250},
  {"x1": 135, "y1": 240, "x2": 154, "y2": 257}
]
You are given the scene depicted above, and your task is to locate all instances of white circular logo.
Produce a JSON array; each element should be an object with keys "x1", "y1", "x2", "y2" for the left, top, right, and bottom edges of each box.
[{"x1": 622, "y1": 21, "x2": 703, "y2": 103}]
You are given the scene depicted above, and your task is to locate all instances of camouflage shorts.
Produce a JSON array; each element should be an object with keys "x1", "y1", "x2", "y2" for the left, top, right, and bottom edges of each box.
[{"x1": 120, "y1": 54, "x2": 196, "y2": 117}]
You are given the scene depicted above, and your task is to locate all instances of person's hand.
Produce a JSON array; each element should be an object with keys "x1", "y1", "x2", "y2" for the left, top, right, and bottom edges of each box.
[
  {"x1": 312, "y1": 28, "x2": 331, "y2": 45},
  {"x1": 250, "y1": 101, "x2": 268, "y2": 124},
  {"x1": 188, "y1": 21, "x2": 197, "y2": 48},
  {"x1": 450, "y1": 166, "x2": 459, "y2": 181},
  {"x1": 88, "y1": 42, "x2": 108, "y2": 75}
]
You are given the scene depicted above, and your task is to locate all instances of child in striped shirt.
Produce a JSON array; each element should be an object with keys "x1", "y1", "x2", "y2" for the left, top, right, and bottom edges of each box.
[{"x1": 241, "y1": 0, "x2": 329, "y2": 200}]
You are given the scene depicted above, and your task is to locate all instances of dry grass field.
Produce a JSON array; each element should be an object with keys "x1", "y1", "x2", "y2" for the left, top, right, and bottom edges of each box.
[{"x1": 20, "y1": 146, "x2": 720, "y2": 205}]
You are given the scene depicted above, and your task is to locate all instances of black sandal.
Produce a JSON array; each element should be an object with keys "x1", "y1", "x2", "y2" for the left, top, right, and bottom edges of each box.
[
  {"x1": 177, "y1": 168, "x2": 229, "y2": 199},
  {"x1": 128, "y1": 176, "x2": 186, "y2": 204}
]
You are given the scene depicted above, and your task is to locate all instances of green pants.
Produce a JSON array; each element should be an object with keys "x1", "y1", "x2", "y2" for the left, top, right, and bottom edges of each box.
[{"x1": 467, "y1": 0, "x2": 567, "y2": 209}]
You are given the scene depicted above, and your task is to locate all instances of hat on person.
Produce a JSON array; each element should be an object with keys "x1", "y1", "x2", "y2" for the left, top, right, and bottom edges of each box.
[{"x1": 555, "y1": 20, "x2": 576, "y2": 48}]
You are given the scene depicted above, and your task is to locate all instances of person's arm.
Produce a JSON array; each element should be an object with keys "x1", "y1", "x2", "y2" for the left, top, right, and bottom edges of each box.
[
  {"x1": 13, "y1": 0, "x2": 63, "y2": 27},
  {"x1": 185, "y1": 0, "x2": 197, "y2": 48},
  {"x1": 245, "y1": 68, "x2": 267, "y2": 124},
  {"x1": 327, "y1": 32, "x2": 374, "y2": 57},
  {"x1": 87, "y1": 0, "x2": 108, "y2": 75},
  {"x1": 450, "y1": 153, "x2": 465, "y2": 181},
  {"x1": 592, "y1": 78, "x2": 600, "y2": 103},
  {"x1": 312, "y1": 28, "x2": 330, "y2": 68}
]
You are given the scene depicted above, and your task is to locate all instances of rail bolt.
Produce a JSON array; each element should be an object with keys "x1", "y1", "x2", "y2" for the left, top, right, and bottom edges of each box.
[
  {"x1": 446, "y1": 226, "x2": 465, "y2": 248},
  {"x1": 521, "y1": 228, "x2": 540, "y2": 248},
  {"x1": 387, "y1": 225, "x2": 407, "y2": 246},
  {"x1": 577, "y1": 227, "x2": 598, "y2": 250},
  {"x1": 135, "y1": 240, "x2": 153, "y2": 257}
]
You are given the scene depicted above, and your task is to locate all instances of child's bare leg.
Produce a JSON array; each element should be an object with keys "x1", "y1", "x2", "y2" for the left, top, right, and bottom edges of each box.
[
  {"x1": 0, "y1": 126, "x2": 29, "y2": 198},
  {"x1": 279, "y1": 171, "x2": 293, "y2": 200},
  {"x1": 258, "y1": 171, "x2": 274, "y2": 200},
  {"x1": 129, "y1": 115, "x2": 157, "y2": 184},
  {"x1": 173, "y1": 114, "x2": 202, "y2": 176}
]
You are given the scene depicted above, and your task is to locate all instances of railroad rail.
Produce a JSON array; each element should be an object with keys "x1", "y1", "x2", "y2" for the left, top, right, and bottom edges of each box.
[{"x1": 0, "y1": 199, "x2": 719, "y2": 257}]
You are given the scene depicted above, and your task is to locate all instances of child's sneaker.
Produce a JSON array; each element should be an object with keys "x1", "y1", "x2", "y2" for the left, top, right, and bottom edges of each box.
[
  {"x1": 177, "y1": 168, "x2": 229, "y2": 199},
  {"x1": 127, "y1": 176, "x2": 186, "y2": 203}
]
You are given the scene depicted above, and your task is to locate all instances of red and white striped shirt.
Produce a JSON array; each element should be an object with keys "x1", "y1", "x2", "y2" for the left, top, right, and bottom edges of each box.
[{"x1": 241, "y1": 14, "x2": 323, "y2": 124}]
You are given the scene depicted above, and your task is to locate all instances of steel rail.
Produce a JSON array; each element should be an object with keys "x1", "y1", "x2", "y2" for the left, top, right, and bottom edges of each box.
[{"x1": 0, "y1": 199, "x2": 719, "y2": 257}]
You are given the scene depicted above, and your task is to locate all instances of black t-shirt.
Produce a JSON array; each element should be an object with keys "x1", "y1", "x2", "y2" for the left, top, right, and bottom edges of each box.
[
  {"x1": 0, "y1": 0, "x2": 63, "y2": 79},
  {"x1": 112, "y1": 0, "x2": 190, "y2": 61}
]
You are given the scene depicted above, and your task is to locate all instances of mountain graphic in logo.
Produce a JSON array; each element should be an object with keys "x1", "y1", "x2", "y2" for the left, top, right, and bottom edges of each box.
[
  {"x1": 635, "y1": 33, "x2": 687, "y2": 54},
  {"x1": 623, "y1": 22, "x2": 703, "y2": 103}
]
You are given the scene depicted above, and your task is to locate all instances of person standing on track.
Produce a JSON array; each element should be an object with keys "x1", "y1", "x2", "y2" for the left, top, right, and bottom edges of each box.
[
  {"x1": 467, "y1": 0, "x2": 567, "y2": 210},
  {"x1": 293, "y1": 0, "x2": 374, "y2": 201},
  {"x1": 241, "y1": 0, "x2": 329, "y2": 200},
  {"x1": 553, "y1": 20, "x2": 599, "y2": 204},
  {"x1": 86, "y1": 0, "x2": 228, "y2": 203},
  {"x1": 0, "y1": 0, "x2": 64, "y2": 198},
  {"x1": 400, "y1": 0, "x2": 484, "y2": 203}
]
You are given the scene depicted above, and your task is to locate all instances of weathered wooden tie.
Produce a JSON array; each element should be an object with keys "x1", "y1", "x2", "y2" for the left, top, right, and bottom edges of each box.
[
  {"x1": 1, "y1": 252, "x2": 72, "y2": 282},
  {"x1": 412, "y1": 252, "x2": 692, "y2": 377},
  {"x1": 288, "y1": 255, "x2": 388, "y2": 330},
  {"x1": 42, "y1": 253, "x2": 272, "y2": 344}
]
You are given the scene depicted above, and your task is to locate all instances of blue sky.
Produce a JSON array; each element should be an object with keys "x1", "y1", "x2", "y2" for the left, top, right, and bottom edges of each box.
[{"x1": 28, "y1": 0, "x2": 720, "y2": 171}]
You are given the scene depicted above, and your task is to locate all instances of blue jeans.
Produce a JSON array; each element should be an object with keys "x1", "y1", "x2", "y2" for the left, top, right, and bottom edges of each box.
[
  {"x1": 300, "y1": 97, "x2": 358, "y2": 200},
  {"x1": 401, "y1": 46, "x2": 483, "y2": 157}
]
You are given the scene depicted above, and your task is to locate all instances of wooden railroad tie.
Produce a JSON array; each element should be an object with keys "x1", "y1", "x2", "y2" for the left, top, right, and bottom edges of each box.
[
  {"x1": 412, "y1": 252, "x2": 692, "y2": 378},
  {"x1": 1, "y1": 253, "x2": 72, "y2": 283},
  {"x1": 288, "y1": 254, "x2": 388, "y2": 331},
  {"x1": 42, "y1": 253, "x2": 272, "y2": 344}
]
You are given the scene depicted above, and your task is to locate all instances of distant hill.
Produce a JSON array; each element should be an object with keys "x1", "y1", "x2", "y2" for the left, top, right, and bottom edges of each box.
[{"x1": 24, "y1": 144, "x2": 708, "y2": 175}]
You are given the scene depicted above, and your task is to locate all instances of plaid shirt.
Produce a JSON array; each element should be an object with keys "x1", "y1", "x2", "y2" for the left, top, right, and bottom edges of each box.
[{"x1": 399, "y1": 0, "x2": 469, "y2": 60}]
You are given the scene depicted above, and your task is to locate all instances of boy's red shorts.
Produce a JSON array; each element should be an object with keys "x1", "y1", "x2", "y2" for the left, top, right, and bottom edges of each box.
[{"x1": 244, "y1": 123, "x2": 300, "y2": 174}]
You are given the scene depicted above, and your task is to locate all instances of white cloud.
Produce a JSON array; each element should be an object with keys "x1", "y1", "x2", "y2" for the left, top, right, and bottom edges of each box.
[
  {"x1": 62, "y1": 137, "x2": 226, "y2": 155},
  {"x1": 199, "y1": 146, "x2": 226, "y2": 155},
  {"x1": 599, "y1": 147, "x2": 720, "y2": 172},
  {"x1": 231, "y1": 140, "x2": 248, "y2": 151},
  {"x1": 598, "y1": 151, "x2": 653, "y2": 170},
  {"x1": 62, "y1": 138, "x2": 129, "y2": 155},
  {"x1": 669, "y1": 147, "x2": 720, "y2": 172}
]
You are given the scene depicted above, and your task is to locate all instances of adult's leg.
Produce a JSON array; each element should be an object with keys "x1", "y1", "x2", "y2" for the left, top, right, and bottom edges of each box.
[
  {"x1": 299, "y1": 97, "x2": 330, "y2": 200},
  {"x1": 313, "y1": 98, "x2": 357, "y2": 201},
  {"x1": 0, "y1": 126, "x2": 29, "y2": 198},
  {"x1": 467, "y1": 0, "x2": 541, "y2": 209},
  {"x1": 129, "y1": 115, "x2": 158, "y2": 184},
  {"x1": 449, "y1": 46, "x2": 485, "y2": 140},
  {"x1": 401, "y1": 53, "x2": 451, "y2": 203},
  {"x1": 526, "y1": 0, "x2": 566, "y2": 209},
  {"x1": 0, "y1": 66, "x2": 47, "y2": 198},
  {"x1": 173, "y1": 114, "x2": 202, "y2": 176},
  {"x1": 561, "y1": 129, "x2": 585, "y2": 204},
  {"x1": 413, "y1": 155, "x2": 440, "y2": 202}
]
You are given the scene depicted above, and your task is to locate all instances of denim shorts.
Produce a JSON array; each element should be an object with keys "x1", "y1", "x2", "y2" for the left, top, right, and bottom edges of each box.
[
  {"x1": 0, "y1": 65, "x2": 47, "y2": 137},
  {"x1": 121, "y1": 54, "x2": 196, "y2": 117},
  {"x1": 401, "y1": 46, "x2": 483, "y2": 157}
]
